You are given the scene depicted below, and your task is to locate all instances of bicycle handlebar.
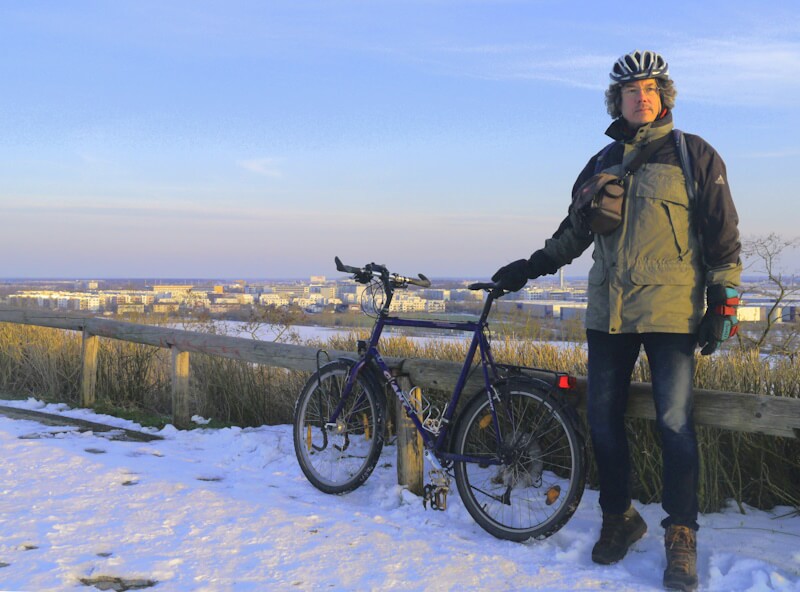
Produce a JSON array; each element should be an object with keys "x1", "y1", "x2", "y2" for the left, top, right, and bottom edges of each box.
[
  {"x1": 467, "y1": 281, "x2": 497, "y2": 291},
  {"x1": 335, "y1": 256, "x2": 431, "y2": 288},
  {"x1": 468, "y1": 281, "x2": 508, "y2": 299}
]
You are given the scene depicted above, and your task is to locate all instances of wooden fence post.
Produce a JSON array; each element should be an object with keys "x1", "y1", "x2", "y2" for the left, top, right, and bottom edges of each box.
[
  {"x1": 171, "y1": 348, "x2": 191, "y2": 429},
  {"x1": 396, "y1": 375, "x2": 424, "y2": 495},
  {"x1": 80, "y1": 330, "x2": 99, "y2": 407}
]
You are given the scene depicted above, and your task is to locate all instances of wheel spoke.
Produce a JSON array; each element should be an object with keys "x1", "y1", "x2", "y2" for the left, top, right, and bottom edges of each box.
[
  {"x1": 293, "y1": 363, "x2": 384, "y2": 494},
  {"x1": 454, "y1": 383, "x2": 586, "y2": 541}
]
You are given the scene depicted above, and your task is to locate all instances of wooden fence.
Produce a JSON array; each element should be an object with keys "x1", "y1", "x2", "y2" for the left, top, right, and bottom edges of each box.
[{"x1": 1, "y1": 307, "x2": 798, "y2": 491}]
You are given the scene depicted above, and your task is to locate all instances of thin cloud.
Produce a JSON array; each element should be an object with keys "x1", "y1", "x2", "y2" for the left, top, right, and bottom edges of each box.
[
  {"x1": 668, "y1": 39, "x2": 800, "y2": 106},
  {"x1": 3, "y1": 198, "x2": 271, "y2": 223},
  {"x1": 3, "y1": 198, "x2": 563, "y2": 232},
  {"x1": 739, "y1": 148, "x2": 800, "y2": 159},
  {"x1": 427, "y1": 43, "x2": 610, "y2": 88},
  {"x1": 426, "y1": 36, "x2": 800, "y2": 106},
  {"x1": 238, "y1": 157, "x2": 283, "y2": 178}
]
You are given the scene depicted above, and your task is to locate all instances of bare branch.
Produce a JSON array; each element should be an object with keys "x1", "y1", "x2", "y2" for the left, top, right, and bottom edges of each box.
[{"x1": 739, "y1": 233, "x2": 800, "y2": 355}]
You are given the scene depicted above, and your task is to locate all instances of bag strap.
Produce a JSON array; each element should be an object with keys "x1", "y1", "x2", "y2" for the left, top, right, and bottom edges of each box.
[
  {"x1": 672, "y1": 129, "x2": 697, "y2": 201},
  {"x1": 594, "y1": 131, "x2": 672, "y2": 177},
  {"x1": 620, "y1": 132, "x2": 672, "y2": 179},
  {"x1": 594, "y1": 130, "x2": 697, "y2": 202}
]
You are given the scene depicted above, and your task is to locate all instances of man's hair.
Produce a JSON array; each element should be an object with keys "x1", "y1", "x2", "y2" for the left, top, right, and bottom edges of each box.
[{"x1": 604, "y1": 78, "x2": 677, "y2": 119}]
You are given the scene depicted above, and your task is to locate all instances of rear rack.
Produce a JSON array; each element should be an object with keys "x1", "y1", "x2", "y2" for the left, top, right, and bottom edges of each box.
[{"x1": 496, "y1": 363, "x2": 577, "y2": 391}]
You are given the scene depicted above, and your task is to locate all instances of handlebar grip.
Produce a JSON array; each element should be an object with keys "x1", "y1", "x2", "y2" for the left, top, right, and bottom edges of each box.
[
  {"x1": 409, "y1": 274, "x2": 431, "y2": 288},
  {"x1": 334, "y1": 256, "x2": 362, "y2": 275},
  {"x1": 468, "y1": 281, "x2": 498, "y2": 291}
]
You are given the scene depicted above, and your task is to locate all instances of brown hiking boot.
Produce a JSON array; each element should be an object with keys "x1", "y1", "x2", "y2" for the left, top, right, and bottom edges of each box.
[
  {"x1": 591, "y1": 505, "x2": 647, "y2": 564},
  {"x1": 663, "y1": 525, "x2": 698, "y2": 591}
]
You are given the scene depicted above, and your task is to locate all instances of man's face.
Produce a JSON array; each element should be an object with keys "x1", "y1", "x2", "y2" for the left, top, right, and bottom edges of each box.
[{"x1": 619, "y1": 79, "x2": 662, "y2": 127}]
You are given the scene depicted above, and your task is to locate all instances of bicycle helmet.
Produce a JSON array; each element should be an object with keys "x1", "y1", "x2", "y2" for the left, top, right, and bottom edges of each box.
[{"x1": 610, "y1": 50, "x2": 669, "y2": 83}]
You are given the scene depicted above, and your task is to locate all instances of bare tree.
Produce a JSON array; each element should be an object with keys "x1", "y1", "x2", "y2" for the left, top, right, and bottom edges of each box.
[
  {"x1": 242, "y1": 303, "x2": 301, "y2": 344},
  {"x1": 739, "y1": 233, "x2": 800, "y2": 357}
]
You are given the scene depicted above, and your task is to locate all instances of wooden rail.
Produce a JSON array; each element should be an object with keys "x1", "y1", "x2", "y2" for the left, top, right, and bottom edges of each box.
[
  {"x1": 1, "y1": 307, "x2": 798, "y2": 438},
  {"x1": 1, "y1": 307, "x2": 798, "y2": 493}
]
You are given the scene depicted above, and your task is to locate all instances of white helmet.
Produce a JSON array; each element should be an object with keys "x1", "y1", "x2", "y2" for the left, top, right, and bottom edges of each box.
[{"x1": 610, "y1": 50, "x2": 669, "y2": 83}]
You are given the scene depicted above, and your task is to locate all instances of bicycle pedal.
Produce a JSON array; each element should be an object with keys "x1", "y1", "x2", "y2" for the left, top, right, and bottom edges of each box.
[
  {"x1": 422, "y1": 483, "x2": 448, "y2": 511},
  {"x1": 435, "y1": 487, "x2": 448, "y2": 511},
  {"x1": 422, "y1": 484, "x2": 435, "y2": 510}
]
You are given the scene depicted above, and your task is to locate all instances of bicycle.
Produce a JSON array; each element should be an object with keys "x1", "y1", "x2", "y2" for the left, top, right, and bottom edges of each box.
[{"x1": 293, "y1": 257, "x2": 587, "y2": 541}]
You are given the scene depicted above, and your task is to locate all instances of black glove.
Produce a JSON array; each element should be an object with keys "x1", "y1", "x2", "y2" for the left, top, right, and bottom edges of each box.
[
  {"x1": 491, "y1": 259, "x2": 531, "y2": 292},
  {"x1": 491, "y1": 252, "x2": 558, "y2": 292},
  {"x1": 697, "y1": 285, "x2": 740, "y2": 355}
]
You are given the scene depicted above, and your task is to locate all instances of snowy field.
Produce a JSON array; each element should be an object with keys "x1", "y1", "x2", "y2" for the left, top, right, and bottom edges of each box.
[
  {"x1": 182, "y1": 320, "x2": 478, "y2": 346},
  {"x1": 0, "y1": 397, "x2": 798, "y2": 592}
]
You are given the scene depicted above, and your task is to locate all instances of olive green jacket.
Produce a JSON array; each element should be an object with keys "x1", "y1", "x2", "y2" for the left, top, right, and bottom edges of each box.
[{"x1": 535, "y1": 113, "x2": 741, "y2": 334}]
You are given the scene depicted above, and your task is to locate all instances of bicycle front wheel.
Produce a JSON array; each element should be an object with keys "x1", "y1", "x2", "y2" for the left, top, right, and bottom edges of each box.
[
  {"x1": 453, "y1": 380, "x2": 586, "y2": 541},
  {"x1": 293, "y1": 361, "x2": 385, "y2": 494}
]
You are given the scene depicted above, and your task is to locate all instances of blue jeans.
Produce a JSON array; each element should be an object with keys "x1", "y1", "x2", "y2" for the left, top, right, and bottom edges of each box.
[{"x1": 586, "y1": 329, "x2": 699, "y2": 530}]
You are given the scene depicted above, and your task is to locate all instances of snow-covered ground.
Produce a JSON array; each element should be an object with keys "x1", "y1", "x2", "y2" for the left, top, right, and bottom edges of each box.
[{"x1": 1, "y1": 398, "x2": 798, "y2": 592}]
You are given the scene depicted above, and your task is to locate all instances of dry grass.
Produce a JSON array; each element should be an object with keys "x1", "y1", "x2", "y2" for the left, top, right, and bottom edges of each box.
[
  {"x1": 0, "y1": 324, "x2": 82, "y2": 401},
  {"x1": 0, "y1": 321, "x2": 797, "y2": 513}
]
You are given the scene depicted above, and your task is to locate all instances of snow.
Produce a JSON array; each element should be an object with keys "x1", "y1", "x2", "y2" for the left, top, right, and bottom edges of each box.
[
  {"x1": 1, "y1": 398, "x2": 798, "y2": 592},
  {"x1": 197, "y1": 320, "x2": 475, "y2": 346}
]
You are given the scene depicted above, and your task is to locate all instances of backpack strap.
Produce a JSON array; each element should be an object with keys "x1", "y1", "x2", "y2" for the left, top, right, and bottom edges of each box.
[
  {"x1": 673, "y1": 129, "x2": 697, "y2": 201},
  {"x1": 593, "y1": 141, "x2": 617, "y2": 174}
]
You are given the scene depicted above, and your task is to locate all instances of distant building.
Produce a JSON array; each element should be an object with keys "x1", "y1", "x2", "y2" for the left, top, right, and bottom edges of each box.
[
  {"x1": 305, "y1": 285, "x2": 337, "y2": 302},
  {"x1": 152, "y1": 285, "x2": 194, "y2": 299},
  {"x1": 738, "y1": 306, "x2": 764, "y2": 322},
  {"x1": 260, "y1": 293, "x2": 290, "y2": 306},
  {"x1": 496, "y1": 300, "x2": 588, "y2": 320},
  {"x1": 560, "y1": 305, "x2": 588, "y2": 321},
  {"x1": 152, "y1": 303, "x2": 180, "y2": 314},
  {"x1": 421, "y1": 289, "x2": 450, "y2": 301}
]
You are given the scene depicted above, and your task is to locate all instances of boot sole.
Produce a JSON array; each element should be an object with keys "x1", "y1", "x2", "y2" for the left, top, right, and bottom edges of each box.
[{"x1": 663, "y1": 574, "x2": 698, "y2": 592}]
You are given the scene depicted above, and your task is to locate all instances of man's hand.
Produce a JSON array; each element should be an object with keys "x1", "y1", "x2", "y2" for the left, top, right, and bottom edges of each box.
[
  {"x1": 491, "y1": 251, "x2": 559, "y2": 292},
  {"x1": 491, "y1": 259, "x2": 531, "y2": 292},
  {"x1": 697, "y1": 285, "x2": 739, "y2": 355}
]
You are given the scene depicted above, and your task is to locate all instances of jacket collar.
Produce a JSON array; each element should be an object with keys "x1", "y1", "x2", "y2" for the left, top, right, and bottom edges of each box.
[{"x1": 605, "y1": 110, "x2": 674, "y2": 145}]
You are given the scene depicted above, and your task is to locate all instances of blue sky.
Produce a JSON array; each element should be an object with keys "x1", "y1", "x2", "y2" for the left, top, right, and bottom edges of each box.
[{"x1": 1, "y1": 0, "x2": 798, "y2": 279}]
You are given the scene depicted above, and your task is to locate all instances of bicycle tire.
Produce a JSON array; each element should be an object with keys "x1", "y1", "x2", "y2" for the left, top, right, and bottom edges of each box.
[
  {"x1": 452, "y1": 379, "x2": 586, "y2": 541},
  {"x1": 293, "y1": 360, "x2": 385, "y2": 494}
]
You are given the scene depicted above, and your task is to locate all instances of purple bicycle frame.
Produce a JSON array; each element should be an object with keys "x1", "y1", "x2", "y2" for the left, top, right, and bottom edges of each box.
[{"x1": 333, "y1": 290, "x2": 505, "y2": 467}]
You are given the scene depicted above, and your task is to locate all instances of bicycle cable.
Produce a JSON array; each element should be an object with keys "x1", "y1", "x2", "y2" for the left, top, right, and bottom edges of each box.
[{"x1": 360, "y1": 278, "x2": 386, "y2": 318}]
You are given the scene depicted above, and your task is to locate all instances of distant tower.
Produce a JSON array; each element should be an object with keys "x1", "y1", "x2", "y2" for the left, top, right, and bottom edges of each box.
[{"x1": 559, "y1": 268, "x2": 565, "y2": 289}]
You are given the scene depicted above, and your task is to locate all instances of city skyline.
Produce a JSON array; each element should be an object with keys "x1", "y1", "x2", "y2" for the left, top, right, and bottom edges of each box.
[
  {"x1": 5, "y1": 270, "x2": 795, "y2": 326},
  {"x1": 1, "y1": 1, "x2": 799, "y2": 279}
]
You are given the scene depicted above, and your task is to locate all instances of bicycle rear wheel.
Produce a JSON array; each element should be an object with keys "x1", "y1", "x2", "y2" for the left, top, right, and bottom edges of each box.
[
  {"x1": 453, "y1": 379, "x2": 586, "y2": 541},
  {"x1": 293, "y1": 361, "x2": 385, "y2": 494}
]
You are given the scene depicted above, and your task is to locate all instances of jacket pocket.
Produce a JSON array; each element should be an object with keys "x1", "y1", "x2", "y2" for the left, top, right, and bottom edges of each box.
[
  {"x1": 636, "y1": 170, "x2": 690, "y2": 207},
  {"x1": 629, "y1": 260, "x2": 695, "y2": 286},
  {"x1": 632, "y1": 170, "x2": 691, "y2": 261},
  {"x1": 661, "y1": 201, "x2": 690, "y2": 258}
]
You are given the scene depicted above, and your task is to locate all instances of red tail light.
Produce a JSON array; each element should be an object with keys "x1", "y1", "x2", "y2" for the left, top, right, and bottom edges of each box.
[{"x1": 556, "y1": 374, "x2": 576, "y2": 390}]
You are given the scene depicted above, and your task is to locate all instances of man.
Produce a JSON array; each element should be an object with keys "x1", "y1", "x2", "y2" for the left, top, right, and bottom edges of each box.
[{"x1": 492, "y1": 50, "x2": 741, "y2": 592}]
